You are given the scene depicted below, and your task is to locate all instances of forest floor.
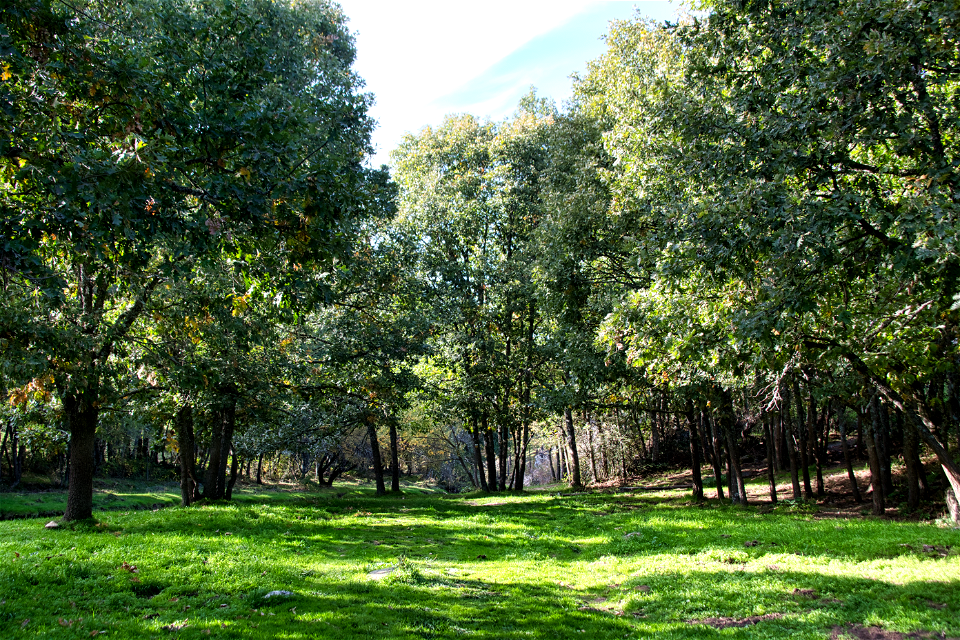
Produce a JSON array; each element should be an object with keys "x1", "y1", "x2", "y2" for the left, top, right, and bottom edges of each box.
[
  {"x1": 0, "y1": 479, "x2": 958, "y2": 639},
  {"x1": 593, "y1": 455, "x2": 952, "y2": 523}
]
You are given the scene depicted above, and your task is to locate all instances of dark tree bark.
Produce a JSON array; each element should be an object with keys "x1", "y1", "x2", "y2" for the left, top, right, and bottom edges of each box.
[
  {"x1": 564, "y1": 407, "x2": 583, "y2": 489},
  {"x1": 215, "y1": 399, "x2": 236, "y2": 498},
  {"x1": 686, "y1": 400, "x2": 704, "y2": 501},
  {"x1": 630, "y1": 402, "x2": 647, "y2": 457},
  {"x1": 0, "y1": 422, "x2": 7, "y2": 484},
  {"x1": 718, "y1": 388, "x2": 747, "y2": 505},
  {"x1": 601, "y1": 416, "x2": 610, "y2": 480},
  {"x1": 558, "y1": 424, "x2": 568, "y2": 480},
  {"x1": 516, "y1": 412, "x2": 531, "y2": 491},
  {"x1": 878, "y1": 401, "x2": 894, "y2": 496},
  {"x1": 792, "y1": 378, "x2": 813, "y2": 499},
  {"x1": 864, "y1": 400, "x2": 886, "y2": 516},
  {"x1": 497, "y1": 420, "x2": 508, "y2": 492},
  {"x1": 472, "y1": 414, "x2": 488, "y2": 492},
  {"x1": 706, "y1": 410, "x2": 724, "y2": 500},
  {"x1": 649, "y1": 404, "x2": 661, "y2": 462},
  {"x1": 762, "y1": 410, "x2": 778, "y2": 504},
  {"x1": 699, "y1": 410, "x2": 714, "y2": 468},
  {"x1": 844, "y1": 350, "x2": 960, "y2": 521},
  {"x1": 587, "y1": 411, "x2": 599, "y2": 484},
  {"x1": 225, "y1": 449, "x2": 239, "y2": 500},
  {"x1": 516, "y1": 300, "x2": 535, "y2": 491},
  {"x1": 256, "y1": 453, "x2": 264, "y2": 485},
  {"x1": 838, "y1": 405, "x2": 862, "y2": 503},
  {"x1": 367, "y1": 418, "x2": 386, "y2": 495},
  {"x1": 389, "y1": 419, "x2": 400, "y2": 493},
  {"x1": 806, "y1": 386, "x2": 824, "y2": 497},
  {"x1": 483, "y1": 413, "x2": 498, "y2": 492},
  {"x1": 903, "y1": 413, "x2": 921, "y2": 511},
  {"x1": 782, "y1": 387, "x2": 802, "y2": 500},
  {"x1": 203, "y1": 394, "x2": 236, "y2": 500},
  {"x1": 455, "y1": 448, "x2": 478, "y2": 488},
  {"x1": 204, "y1": 409, "x2": 225, "y2": 498},
  {"x1": 175, "y1": 404, "x2": 196, "y2": 506},
  {"x1": 773, "y1": 408, "x2": 785, "y2": 472},
  {"x1": 62, "y1": 389, "x2": 99, "y2": 520}
]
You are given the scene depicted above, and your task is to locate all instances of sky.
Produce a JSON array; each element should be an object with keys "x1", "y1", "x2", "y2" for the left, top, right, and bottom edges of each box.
[{"x1": 335, "y1": 1, "x2": 679, "y2": 167}]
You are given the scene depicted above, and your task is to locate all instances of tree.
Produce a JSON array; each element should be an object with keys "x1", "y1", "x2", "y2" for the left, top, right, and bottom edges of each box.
[
  {"x1": 1, "y1": 0, "x2": 375, "y2": 519},
  {"x1": 578, "y1": 2, "x2": 960, "y2": 510},
  {"x1": 392, "y1": 98, "x2": 554, "y2": 491}
]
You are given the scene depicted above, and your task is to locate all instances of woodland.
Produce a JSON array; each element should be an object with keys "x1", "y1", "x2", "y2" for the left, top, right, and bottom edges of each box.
[{"x1": 1, "y1": 0, "x2": 960, "y2": 531}]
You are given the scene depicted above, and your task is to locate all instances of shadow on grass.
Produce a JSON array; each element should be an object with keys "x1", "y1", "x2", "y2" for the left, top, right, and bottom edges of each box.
[
  {"x1": 103, "y1": 491, "x2": 959, "y2": 567},
  {"x1": 19, "y1": 570, "x2": 953, "y2": 640},
  {"x1": 3, "y1": 491, "x2": 958, "y2": 639}
]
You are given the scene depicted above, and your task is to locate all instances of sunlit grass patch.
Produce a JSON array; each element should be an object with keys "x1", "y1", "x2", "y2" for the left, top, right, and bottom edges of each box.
[{"x1": 0, "y1": 487, "x2": 956, "y2": 638}]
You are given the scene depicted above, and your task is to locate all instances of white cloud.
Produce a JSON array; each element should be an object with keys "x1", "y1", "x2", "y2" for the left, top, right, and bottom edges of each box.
[{"x1": 336, "y1": 1, "x2": 677, "y2": 166}]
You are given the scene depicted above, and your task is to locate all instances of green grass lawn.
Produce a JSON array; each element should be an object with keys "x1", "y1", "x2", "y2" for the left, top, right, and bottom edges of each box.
[
  {"x1": 0, "y1": 477, "x2": 447, "y2": 520},
  {"x1": 0, "y1": 485, "x2": 957, "y2": 639}
]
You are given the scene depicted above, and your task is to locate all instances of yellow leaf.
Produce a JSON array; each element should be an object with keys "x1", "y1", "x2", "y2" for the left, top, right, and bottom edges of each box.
[{"x1": 1, "y1": 63, "x2": 11, "y2": 81}]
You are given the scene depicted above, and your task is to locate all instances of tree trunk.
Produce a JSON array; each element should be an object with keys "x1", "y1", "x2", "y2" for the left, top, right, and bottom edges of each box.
[
  {"x1": 225, "y1": 450, "x2": 239, "y2": 500},
  {"x1": 367, "y1": 419, "x2": 386, "y2": 495},
  {"x1": 587, "y1": 411, "x2": 598, "y2": 485},
  {"x1": 878, "y1": 401, "x2": 894, "y2": 496},
  {"x1": 8, "y1": 422, "x2": 22, "y2": 488},
  {"x1": 600, "y1": 415, "x2": 610, "y2": 480},
  {"x1": 564, "y1": 407, "x2": 583, "y2": 489},
  {"x1": 903, "y1": 413, "x2": 921, "y2": 511},
  {"x1": 63, "y1": 391, "x2": 99, "y2": 521},
  {"x1": 17, "y1": 441, "x2": 26, "y2": 484},
  {"x1": 793, "y1": 378, "x2": 813, "y2": 499},
  {"x1": 204, "y1": 396, "x2": 236, "y2": 500},
  {"x1": 772, "y1": 407, "x2": 783, "y2": 472},
  {"x1": 726, "y1": 427, "x2": 747, "y2": 506},
  {"x1": 497, "y1": 420, "x2": 508, "y2": 492},
  {"x1": 838, "y1": 406, "x2": 862, "y2": 503},
  {"x1": 471, "y1": 415, "x2": 489, "y2": 492},
  {"x1": 762, "y1": 410, "x2": 778, "y2": 504},
  {"x1": 204, "y1": 408, "x2": 225, "y2": 498},
  {"x1": 707, "y1": 410, "x2": 724, "y2": 500},
  {"x1": 256, "y1": 453, "x2": 263, "y2": 485},
  {"x1": 175, "y1": 404, "x2": 196, "y2": 506},
  {"x1": 864, "y1": 400, "x2": 886, "y2": 516},
  {"x1": 782, "y1": 386, "x2": 802, "y2": 500},
  {"x1": 685, "y1": 400, "x2": 703, "y2": 501},
  {"x1": 516, "y1": 417, "x2": 530, "y2": 491},
  {"x1": 389, "y1": 419, "x2": 400, "y2": 492},
  {"x1": 0, "y1": 422, "x2": 7, "y2": 484},
  {"x1": 699, "y1": 410, "x2": 713, "y2": 468},
  {"x1": 649, "y1": 406, "x2": 661, "y2": 463},
  {"x1": 483, "y1": 413, "x2": 498, "y2": 492},
  {"x1": 216, "y1": 400, "x2": 236, "y2": 498},
  {"x1": 719, "y1": 389, "x2": 747, "y2": 505},
  {"x1": 806, "y1": 386, "x2": 824, "y2": 497}
]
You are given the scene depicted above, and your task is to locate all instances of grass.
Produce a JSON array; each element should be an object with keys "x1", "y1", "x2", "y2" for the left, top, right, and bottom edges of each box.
[
  {"x1": 0, "y1": 482, "x2": 957, "y2": 639},
  {"x1": 0, "y1": 477, "x2": 447, "y2": 520}
]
